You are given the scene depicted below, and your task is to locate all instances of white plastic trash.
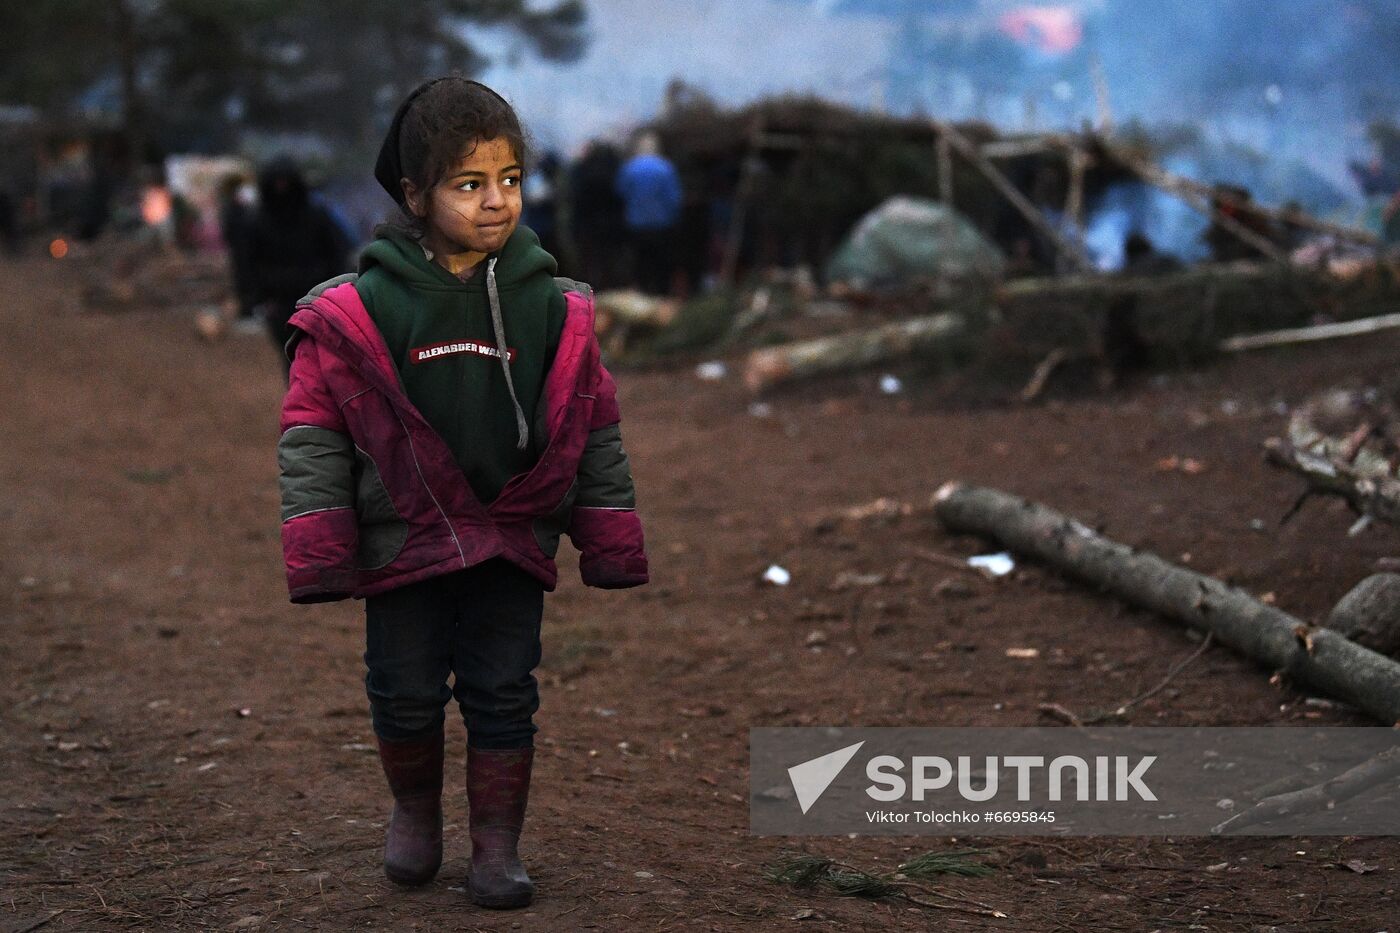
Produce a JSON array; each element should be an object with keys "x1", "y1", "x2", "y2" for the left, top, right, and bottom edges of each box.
[
  {"x1": 879, "y1": 374, "x2": 903, "y2": 394},
  {"x1": 762, "y1": 564, "x2": 792, "y2": 586},
  {"x1": 695, "y1": 361, "x2": 727, "y2": 381},
  {"x1": 968, "y1": 552, "x2": 1015, "y2": 576}
]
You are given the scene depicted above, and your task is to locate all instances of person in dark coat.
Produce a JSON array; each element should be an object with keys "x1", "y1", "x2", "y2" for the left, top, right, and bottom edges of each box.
[
  {"x1": 217, "y1": 174, "x2": 257, "y2": 322},
  {"x1": 247, "y1": 158, "x2": 351, "y2": 377},
  {"x1": 568, "y1": 141, "x2": 626, "y2": 289}
]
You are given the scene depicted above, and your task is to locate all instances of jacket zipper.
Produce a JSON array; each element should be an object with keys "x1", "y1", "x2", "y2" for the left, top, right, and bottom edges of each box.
[{"x1": 392, "y1": 408, "x2": 466, "y2": 568}]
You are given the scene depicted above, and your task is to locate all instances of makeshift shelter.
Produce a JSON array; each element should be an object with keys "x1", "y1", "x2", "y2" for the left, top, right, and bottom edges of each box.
[{"x1": 644, "y1": 93, "x2": 1135, "y2": 285}]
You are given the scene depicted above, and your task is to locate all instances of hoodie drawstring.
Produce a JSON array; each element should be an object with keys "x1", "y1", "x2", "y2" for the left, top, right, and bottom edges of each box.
[{"x1": 486, "y1": 256, "x2": 529, "y2": 452}]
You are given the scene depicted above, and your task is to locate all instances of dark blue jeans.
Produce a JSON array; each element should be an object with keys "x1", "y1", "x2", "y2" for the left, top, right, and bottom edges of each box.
[{"x1": 364, "y1": 559, "x2": 544, "y2": 749}]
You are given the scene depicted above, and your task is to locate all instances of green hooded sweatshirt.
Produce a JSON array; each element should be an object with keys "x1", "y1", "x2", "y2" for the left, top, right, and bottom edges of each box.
[{"x1": 355, "y1": 224, "x2": 567, "y2": 504}]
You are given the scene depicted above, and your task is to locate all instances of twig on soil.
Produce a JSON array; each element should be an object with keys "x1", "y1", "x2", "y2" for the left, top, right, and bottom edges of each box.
[
  {"x1": 1019, "y1": 348, "x2": 1072, "y2": 402},
  {"x1": 912, "y1": 546, "x2": 991, "y2": 577},
  {"x1": 765, "y1": 852, "x2": 1008, "y2": 919},
  {"x1": 1038, "y1": 634, "x2": 1214, "y2": 726},
  {"x1": 1036, "y1": 703, "x2": 1085, "y2": 728},
  {"x1": 1084, "y1": 633, "x2": 1215, "y2": 723},
  {"x1": 10, "y1": 910, "x2": 64, "y2": 933}
]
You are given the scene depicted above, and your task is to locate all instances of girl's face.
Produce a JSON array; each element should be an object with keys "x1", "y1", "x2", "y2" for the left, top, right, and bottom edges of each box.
[{"x1": 404, "y1": 136, "x2": 523, "y2": 275}]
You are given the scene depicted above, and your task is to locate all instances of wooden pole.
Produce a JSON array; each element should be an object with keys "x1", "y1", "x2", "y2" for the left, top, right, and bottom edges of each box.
[
  {"x1": 1064, "y1": 147, "x2": 1086, "y2": 232},
  {"x1": 1102, "y1": 139, "x2": 1377, "y2": 248},
  {"x1": 720, "y1": 119, "x2": 764, "y2": 288},
  {"x1": 1126, "y1": 157, "x2": 1287, "y2": 263},
  {"x1": 937, "y1": 133, "x2": 954, "y2": 206},
  {"x1": 932, "y1": 120, "x2": 1094, "y2": 271},
  {"x1": 933, "y1": 482, "x2": 1400, "y2": 724}
]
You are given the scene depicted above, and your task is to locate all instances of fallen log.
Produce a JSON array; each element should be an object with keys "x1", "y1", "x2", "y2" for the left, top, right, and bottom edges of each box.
[
  {"x1": 1211, "y1": 746, "x2": 1400, "y2": 834},
  {"x1": 1220, "y1": 311, "x2": 1400, "y2": 353},
  {"x1": 743, "y1": 311, "x2": 969, "y2": 393},
  {"x1": 932, "y1": 482, "x2": 1400, "y2": 724},
  {"x1": 593, "y1": 290, "x2": 680, "y2": 329}
]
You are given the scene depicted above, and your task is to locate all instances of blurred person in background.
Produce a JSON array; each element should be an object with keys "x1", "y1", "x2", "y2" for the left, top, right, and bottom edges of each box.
[
  {"x1": 568, "y1": 140, "x2": 626, "y2": 288},
  {"x1": 217, "y1": 173, "x2": 259, "y2": 331},
  {"x1": 1202, "y1": 184, "x2": 1278, "y2": 263},
  {"x1": 0, "y1": 186, "x2": 18, "y2": 255},
  {"x1": 615, "y1": 131, "x2": 682, "y2": 295},
  {"x1": 247, "y1": 157, "x2": 351, "y2": 378},
  {"x1": 522, "y1": 149, "x2": 562, "y2": 259}
]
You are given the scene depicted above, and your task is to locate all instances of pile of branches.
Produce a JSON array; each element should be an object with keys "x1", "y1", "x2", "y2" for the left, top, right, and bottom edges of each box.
[{"x1": 1266, "y1": 385, "x2": 1400, "y2": 533}]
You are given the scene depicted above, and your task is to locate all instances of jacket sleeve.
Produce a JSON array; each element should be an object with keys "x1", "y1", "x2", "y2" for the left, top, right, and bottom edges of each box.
[
  {"x1": 567, "y1": 360, "x2": 649, "y2": 589},
  {"x1": 278, "y1": 333, "x2": 359, "y2": 603}
]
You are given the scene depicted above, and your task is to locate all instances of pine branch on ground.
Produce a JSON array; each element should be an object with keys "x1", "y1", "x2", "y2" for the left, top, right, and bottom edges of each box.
[{"x1": 765, "y1": 850, "x2": 1007, "y2": 918}]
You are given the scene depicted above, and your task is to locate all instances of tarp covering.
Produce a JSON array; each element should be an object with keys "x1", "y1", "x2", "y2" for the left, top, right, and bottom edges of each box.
[{"x1": 827, "y1": 196, "x2": 1005, "y2": 292}]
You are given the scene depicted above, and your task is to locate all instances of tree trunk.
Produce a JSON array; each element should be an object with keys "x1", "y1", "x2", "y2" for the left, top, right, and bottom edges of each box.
[
  {"x1": 743, "y1": 312, "x2": 969, "y2": 393},
  {"x1": 932, "y1": 482, "x2": 1400, "y2": 724}
]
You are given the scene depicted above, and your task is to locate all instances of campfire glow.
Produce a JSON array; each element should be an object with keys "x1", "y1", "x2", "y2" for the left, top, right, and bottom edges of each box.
[{"x1": 996, "y1": 5, "x2": 1084, "y2": 54}]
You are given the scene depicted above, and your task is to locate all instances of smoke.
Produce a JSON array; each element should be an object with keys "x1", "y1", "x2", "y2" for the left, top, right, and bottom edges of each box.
[
  {"x1": 476, "y1": 0, "x2": 1396, "y2": 258},
  {"x1": 850, "y1": 0, "x2": 1397, "y2": 197}
]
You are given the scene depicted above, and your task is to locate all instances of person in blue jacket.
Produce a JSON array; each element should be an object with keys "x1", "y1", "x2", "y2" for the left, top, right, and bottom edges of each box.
[{"x1": 615, "y1": 132, "x2": 682, "y2": 295}]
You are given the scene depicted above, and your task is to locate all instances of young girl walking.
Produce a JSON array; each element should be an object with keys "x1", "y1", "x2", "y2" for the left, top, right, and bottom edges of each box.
[{"x1": 276, "y1": 77, "x2": 648, "y2": 910}]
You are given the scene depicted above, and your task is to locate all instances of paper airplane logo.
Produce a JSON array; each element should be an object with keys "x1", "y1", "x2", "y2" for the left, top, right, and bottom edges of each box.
[{"x1": 788, "y1": 741, "x2": 865, "y2": 814}]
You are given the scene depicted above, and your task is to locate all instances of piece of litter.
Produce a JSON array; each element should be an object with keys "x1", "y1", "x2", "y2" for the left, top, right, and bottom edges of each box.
[
  {"x1": 197, "y1": 762, "x2": 218, "y2": 772},
  {"x1": 762, "y1": 564, "x2": 792, "y2": 586},
  {"x1": 805, "y1": 629, "x2": 828, "y2": 646},
  {"x1": 968, "y1": 552, "x2": 1015, "y2": 576},
  {"x1": 1005, "y1": 647, "x2": 1040, "y2": 659},
  {"x1": 1340, "y1": 858, "x2": 1377, "y2": 874},
  {"x1": 695, "y1": 360, "x2": 727, "y2": 381},
  {"x1": 748, "y1": 402, "x2": 773, "y2": 418},
  {"x1": 879, "y1": 374, "x2": 903, "y2": 394},
  {"x1": 634, "y1": 871, "x2": 653, "y2": 878}
]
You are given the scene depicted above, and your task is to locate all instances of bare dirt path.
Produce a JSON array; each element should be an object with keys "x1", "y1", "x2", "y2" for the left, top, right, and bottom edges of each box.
[{"x1": 3, "y1": 256, "x2": 1398, "y2": 931}]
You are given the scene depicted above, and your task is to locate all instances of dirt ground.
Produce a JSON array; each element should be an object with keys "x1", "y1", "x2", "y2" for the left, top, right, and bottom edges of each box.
[{"x1": 3, "y1": 254, "x2": 1399, "y2": 933}]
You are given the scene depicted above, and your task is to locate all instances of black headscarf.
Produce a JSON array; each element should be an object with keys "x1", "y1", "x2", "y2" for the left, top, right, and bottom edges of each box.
[{"x1": 373, "y1": 77, "x2": 512, "y2": 206}]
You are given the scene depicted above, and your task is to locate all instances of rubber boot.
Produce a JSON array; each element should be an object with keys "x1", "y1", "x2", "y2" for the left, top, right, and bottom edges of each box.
[
  {"x1": 465, "y1": 746, "x2": 535, "y2": 908},
  {"x1": 375, "y1": 729, "x2": 444, "y2": 885}
]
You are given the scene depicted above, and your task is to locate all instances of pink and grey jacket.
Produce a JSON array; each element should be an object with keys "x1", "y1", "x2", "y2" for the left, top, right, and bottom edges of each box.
[{"x1": 277, "y1": 277, "x2": 648, "y2": 603}]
